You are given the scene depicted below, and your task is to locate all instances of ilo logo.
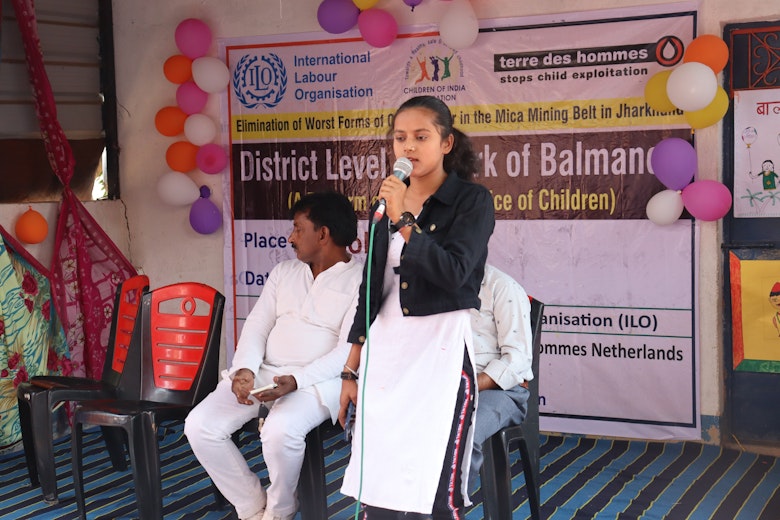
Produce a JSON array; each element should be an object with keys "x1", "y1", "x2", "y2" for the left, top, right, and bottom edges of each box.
[{"x1": 232, "y1": 53, "x2": 287, "y2": 109}]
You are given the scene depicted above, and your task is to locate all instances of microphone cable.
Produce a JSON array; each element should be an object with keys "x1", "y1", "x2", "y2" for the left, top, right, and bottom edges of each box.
[{"x1": 352, "y1": 215, "x2": 378, "y2": 520}]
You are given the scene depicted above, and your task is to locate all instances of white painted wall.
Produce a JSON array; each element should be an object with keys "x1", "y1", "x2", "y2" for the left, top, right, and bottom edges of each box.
[{"x1": 1, "y1": 0, "x2": 775, "y2": 436}]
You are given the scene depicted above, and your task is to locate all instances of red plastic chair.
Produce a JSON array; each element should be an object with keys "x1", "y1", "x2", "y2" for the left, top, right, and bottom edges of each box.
[
  {"x1": 16, "y1": 273, "x2": 149, "y2": 504},
  {"x1": 70, "y1": 282, "x2": 224, "y2": 519}
]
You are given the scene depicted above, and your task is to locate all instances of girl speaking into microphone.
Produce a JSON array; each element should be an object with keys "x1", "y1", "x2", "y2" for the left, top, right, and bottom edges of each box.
[{"x1": 339, "y1": 95, "x2": 495, "y2": 519}]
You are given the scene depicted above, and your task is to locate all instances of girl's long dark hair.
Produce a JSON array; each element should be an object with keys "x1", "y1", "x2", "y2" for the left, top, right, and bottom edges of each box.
[{"x1": 392, "y1": 95, "x2": 479, "y2": 180}]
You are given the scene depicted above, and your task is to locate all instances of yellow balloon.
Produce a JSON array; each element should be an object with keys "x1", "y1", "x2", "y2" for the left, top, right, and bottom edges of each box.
[
  {"x1": 644, "y1": 70, "x2": 677, "y2": 113},
  {"x1": 684, "y1": 87, "x2": 729, "y2": 129},
  {"x1": 353, "y1": 0, "x2": 378, "y2": 9}
]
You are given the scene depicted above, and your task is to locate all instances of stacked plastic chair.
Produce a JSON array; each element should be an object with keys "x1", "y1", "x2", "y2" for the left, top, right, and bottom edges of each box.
[
  {"x1": 70, "y1": 282, "x2": 224, "y2": 519},
  {"x1": 16, "y1": 274, "x2": 149, "y2": 503}
]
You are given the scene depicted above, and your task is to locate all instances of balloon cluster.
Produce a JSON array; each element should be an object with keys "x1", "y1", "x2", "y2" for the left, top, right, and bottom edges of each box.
[
  {"x1": 316, "y1": 0, "x2": 480, "y2": 50},
  {"x1": 154, "y1": 18, "x2": 228, "y2": 235},
  {"x1": 644, "y1": 35, "x2": 732, "y2": 226},
  {"x1": 644, "y1": 34, "x2": 730, "y2": 130},
  {"x1": 317, "y1": 0, "x2": 399, "y2": 47},
  {"x1": 647, "y1": 137, "x2": 732, "y2": 225}
]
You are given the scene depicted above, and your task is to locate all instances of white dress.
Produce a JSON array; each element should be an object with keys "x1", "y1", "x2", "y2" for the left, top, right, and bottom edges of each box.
[{"x1": 341, "y1": 229, "x2": 475, "y2": 514}]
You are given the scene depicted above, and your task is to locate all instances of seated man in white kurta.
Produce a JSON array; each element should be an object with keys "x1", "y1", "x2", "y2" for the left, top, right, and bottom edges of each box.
[
  {"x1": 185, "y1": 192, "x2": 362, "y2": 520},
  {"x1": 469, "y1": 263, "x2": 534, "y2": 494}
]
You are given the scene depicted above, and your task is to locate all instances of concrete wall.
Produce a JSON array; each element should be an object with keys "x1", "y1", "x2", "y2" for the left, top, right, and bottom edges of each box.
[{"x1": 2, "y1": 0, "x2": 776, "y2": 440}]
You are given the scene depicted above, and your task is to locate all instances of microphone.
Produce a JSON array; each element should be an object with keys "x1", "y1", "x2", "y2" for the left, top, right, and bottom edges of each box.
[{"x1": 372, "y1": 157, "x2": 413, "y2": 224}]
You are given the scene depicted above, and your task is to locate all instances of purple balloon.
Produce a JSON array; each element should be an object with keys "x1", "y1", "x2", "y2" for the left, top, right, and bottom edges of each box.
[
  {"x1": 196, "y1": 143, "x2": 228, "y2": 174},
  {"x1": 176, "y1": 81, "x2": 208, "y2": 115},
  {"x1": 404, "y1": 0, "x2": 423, "y2": 10},
  {"x1": 190, "y1": 188, "x2": 222, "y2": 234},
  {"x1": 650, "y1": 137, "x2": 697, "y2": 190},
  {"x1": 681, "y1": 180, "x2": 732, "y2": 221},
  {"x1": 317, "y1": 0, "x2": 359, "y2": 34}
]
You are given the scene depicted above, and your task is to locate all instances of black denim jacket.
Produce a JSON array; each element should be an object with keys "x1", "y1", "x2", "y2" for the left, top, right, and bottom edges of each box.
[{"x1": 347, "y1": 172, "x2": 495, "y2": 345}]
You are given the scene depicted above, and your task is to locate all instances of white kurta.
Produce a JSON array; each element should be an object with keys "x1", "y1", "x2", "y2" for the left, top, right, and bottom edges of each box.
[
  {"x1": 471, "y1": 264, "x2": 533, "y2": 389},
  {"x1": 227, "y1": 257, "x2": 362, "y2": 421},
  {"x1": 187, "y1": 257, "x2": 363, "y2": 517},
  {"x1": 341, "y1": 231, "x2": 475, "y2": 514}
]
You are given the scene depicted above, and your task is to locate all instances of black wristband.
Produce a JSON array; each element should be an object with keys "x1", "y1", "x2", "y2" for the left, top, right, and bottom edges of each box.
[
  {"x1": 393, "y1": 211, "x2": 416, "y2": 230},
  {"x1": 340, "y1": 371, "x2": 358, "y2": 381}
]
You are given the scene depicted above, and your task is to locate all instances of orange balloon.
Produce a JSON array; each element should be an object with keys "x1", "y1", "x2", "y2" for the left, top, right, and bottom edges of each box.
[
  {"x1": 163, "y1": 54, "x2": 193, "y2": 84},
  {"x1": 15, "y1": 207, "x2": 48, "y2": 244},
  {"x1": 683, "y1": 34, "x2": 729, "y2": 74},
  {"x1": 166, "y1": 141, "x2": 199, "y2": 172},
  {"x1": 155, "y1": 106, "x2": 188, "y2": 136}
]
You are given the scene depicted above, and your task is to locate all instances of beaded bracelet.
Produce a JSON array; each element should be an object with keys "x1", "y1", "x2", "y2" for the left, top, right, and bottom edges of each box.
[{"x1": 340, "y1": 371, "x2": 358, "y2": 380}]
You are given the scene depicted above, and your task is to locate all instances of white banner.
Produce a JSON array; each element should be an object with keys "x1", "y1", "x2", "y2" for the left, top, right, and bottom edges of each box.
[{"x1": 219, "y1": 3, "x2": 699, "y2": 440}]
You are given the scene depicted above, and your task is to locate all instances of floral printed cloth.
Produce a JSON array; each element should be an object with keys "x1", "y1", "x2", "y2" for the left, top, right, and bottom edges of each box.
[
  {"x1": 0, "y1": 228, "x2": 68, "y2": 452},
  {"x1": 51, "y1": 190, "x2": 137, "y2": 380}
]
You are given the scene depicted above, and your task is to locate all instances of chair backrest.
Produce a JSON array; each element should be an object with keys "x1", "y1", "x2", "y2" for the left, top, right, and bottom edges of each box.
[
  {"x1": 526, "y1": 298, "x2": 544, "y2": 429},
  {"x1": 101, "y1": 274, "x2": 150, "y2": 387},
  {"x1": 132, "y1": 282, "x2": 224, "y2": 406}
]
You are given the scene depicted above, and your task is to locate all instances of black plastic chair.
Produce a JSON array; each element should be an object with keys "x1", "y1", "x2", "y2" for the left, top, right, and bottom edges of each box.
[
  {"x1": 70, "y1": 282, "x2": 224, "y2": 520},
  {"x1": 16, "y1": 273, "x2": 149, "y2": 503},
  {"x1": 211, "y1": 416, "x2": 330, "y2": 520},
  {"x1": 480, "y1": 297, "x2": 544, "y2": 520}
]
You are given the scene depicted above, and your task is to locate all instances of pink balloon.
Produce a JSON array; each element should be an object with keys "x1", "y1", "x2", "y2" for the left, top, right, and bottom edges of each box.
[
  {"x1": 681, "y1": 180, "x2": 732, "y2": 221},
  {"x1": 175, "y1": 18, "x2": 212, "y2": 59},
  {"x1": 196, "y1": 143, "x2": 229, "y2": 174},
  {"x1": 176, "y1": 81, "x2": 208, "y2": 114},
  {"x1": 358, "y1": 9, "x2": 398, "y2": 48}
]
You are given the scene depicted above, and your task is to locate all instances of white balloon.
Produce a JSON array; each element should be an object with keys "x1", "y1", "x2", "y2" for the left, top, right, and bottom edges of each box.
[
  {"x1": 157, "y1": 171, "x2": 201, "y2": 206},
  {"x1": 666, "y1": 62, "x2": 717, "y2": 112},
  {"x1": 439, "y1": 0, "x2": 479, "y2": 50},
  {"x1": 184, "y1": 114, "x2": 217, "y2": 146},
  {"x1": 191, "y1": 56, "x2": 230, "y2": 93},
  {"x1": 646, "y1": 189, "x2": 684, "y2": 225}
]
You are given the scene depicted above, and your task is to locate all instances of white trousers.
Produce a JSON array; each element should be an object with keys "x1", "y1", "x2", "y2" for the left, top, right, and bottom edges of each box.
[{"x1": 184, "y1": 378, "x2": 330, "y2": 518}]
